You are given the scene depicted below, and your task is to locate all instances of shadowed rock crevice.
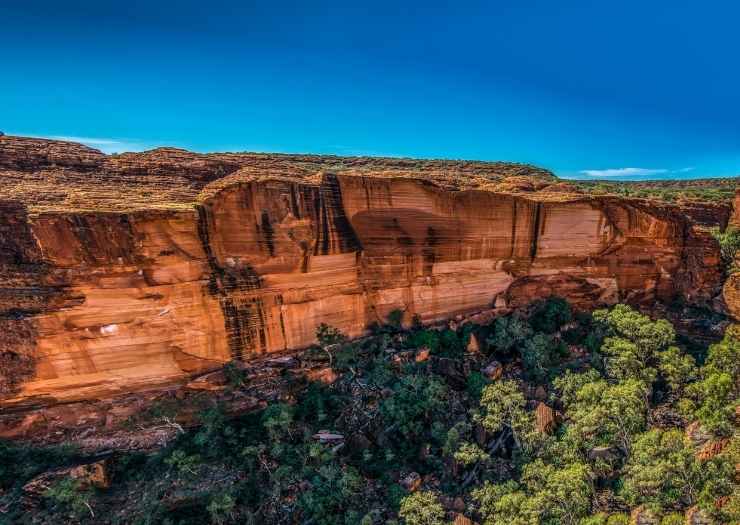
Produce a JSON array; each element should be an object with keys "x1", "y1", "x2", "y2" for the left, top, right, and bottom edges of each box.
[{"x1": 0, "y1": 135, "x2": 729, "y2": 414}]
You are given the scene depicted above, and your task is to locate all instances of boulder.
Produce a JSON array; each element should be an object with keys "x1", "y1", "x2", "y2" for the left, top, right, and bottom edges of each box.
[
  {"x1": 630, "y1": 505, "x2": 658, "y2": 525},
  {"x1": 482, "y1": 361, "x2": 503, "y2": 380},
  {"x1": 685, "y1": 506, "x2": 713, "y2": 525},
  {"x1": 697, "y1": 438, "x2": 730, "y2": 462},
  {"x1": 306, "y1": 367, "x2": 339, "y2": 385},
  {"x1": 453, "y1": 514, "x2": 476, "y2": 525},
  {"x1": 23, "y1": 458, "x2": 110, "y2": 497},
  {"x1": 400, "y1": 472, "x2": 422, "y2": 492},
  {"x1": 535, "y1": 402, "x2": 557, "y2": 434},
  {"x1": 415, "y1": 347, "x2": 431, "y2": 362},
  {"x1": 685, "y1": 421, "x2": 712, "y2": 447},
  {"x1": 587, "y1": 446, "x2": 619, "y2": 462},
  {"x1": 466, "y1": 333, "x2": 481, "y2": 354}
]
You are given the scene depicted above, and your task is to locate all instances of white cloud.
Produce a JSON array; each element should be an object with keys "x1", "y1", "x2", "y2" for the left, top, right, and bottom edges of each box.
[
  {"x1": 9, "y1": 132, "x2": 155, "y2": 154},
  {"x1": 579, "y1": 167, "x2": 669, "y2": 177},
  {"x1": 676, "y1": 166, "x2": 695, "y2": 173},
  {"x1": 46, "y1": 135, "x2": 150, "y2": 154}
]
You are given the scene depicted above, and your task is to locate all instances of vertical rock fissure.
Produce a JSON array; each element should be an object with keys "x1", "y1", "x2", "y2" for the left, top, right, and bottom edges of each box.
[
  {"x1": 314, "y1": 174, "x2": 362, "y2": 256},
  {"x1": 196, "y1": 204, "x2": 266, "y2": 360},
  {"x1": 509, "y1": 199, "x2": 518, "y2": 259},
  {"x1": 530, "y1": 202, "x2": 542, "y2": 259}
]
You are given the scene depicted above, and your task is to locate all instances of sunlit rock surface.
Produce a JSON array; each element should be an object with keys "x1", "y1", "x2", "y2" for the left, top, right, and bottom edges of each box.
[{"x1": 0, "y1": 135, "x2": 726, "y2": 412}]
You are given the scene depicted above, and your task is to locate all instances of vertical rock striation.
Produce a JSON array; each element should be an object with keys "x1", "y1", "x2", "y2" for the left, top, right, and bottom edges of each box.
[{"x1": 0, "y1": 135, "x2": 727, "y2": 414}]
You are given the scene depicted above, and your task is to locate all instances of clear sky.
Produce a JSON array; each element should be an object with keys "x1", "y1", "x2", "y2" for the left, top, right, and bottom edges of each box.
[{"x1": 2, "y1": 1, "x2": 740, "y2": 180}]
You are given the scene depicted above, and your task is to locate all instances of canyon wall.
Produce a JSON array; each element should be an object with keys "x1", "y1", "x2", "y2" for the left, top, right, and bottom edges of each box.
[{"x1": 0, "y1": 135, "x2": 726, "y2": 421}]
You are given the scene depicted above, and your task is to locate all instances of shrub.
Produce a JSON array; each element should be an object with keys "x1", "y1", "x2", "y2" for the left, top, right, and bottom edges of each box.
[
  {"x1": 454, "y1": 442, "x2": 490, "y2": 466},
  {"x1": 387, "y1": 309, "x2": 405, "y2": 331},
  {"x1": 660, "y1": 513, "x2": 684, "y2": 525},
  {"x1": 223, "y1": 360, "x2": 247, "y2": 388},
  {"x1": 44, "y1": 478, "x2": 93, "y2": 519},
  {"x1": 164, "y1": 449, "x2": 202, "y2": 475},
  {"x1": 487, "y1": 315, "x2": 532, "y2": 354},
  {"x1": 605, "y1": 514, "x2": 630, "y2": 525},
  {"x1": 407, "y1": 329, "x2": 440, "y2": 353},
  {"x1": 381, "y1": 375, "x2": 450, "y2": 440},
  {"x1": 316, "y1": 323, "x2": 347, "y2": 347},
  {"x1": 207, "y1": 492, "x2": 236, "y2": 524},
  {"x1": 530, "y1": 297, "x2": 572, "y2": 334},
  {"x1": 299, "y1": 464, "x2": 365, "y2": 525}
]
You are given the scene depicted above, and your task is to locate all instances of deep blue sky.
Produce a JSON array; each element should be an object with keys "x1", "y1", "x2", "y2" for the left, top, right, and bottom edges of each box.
[{"x1": 3, "y1": 1, "x2": 740, "y2": 180}]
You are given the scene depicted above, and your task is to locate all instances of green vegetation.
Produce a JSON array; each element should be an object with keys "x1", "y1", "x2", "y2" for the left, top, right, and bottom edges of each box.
[
  {"x1": 573, "y1": 178, "x2": 739, "y2": 203},
  {"x1": 1, "y1": 300, "x2": 737, "y2": 524},
  {"x1": 711, "y1": 226, "x2": 740, "y2": 274}
]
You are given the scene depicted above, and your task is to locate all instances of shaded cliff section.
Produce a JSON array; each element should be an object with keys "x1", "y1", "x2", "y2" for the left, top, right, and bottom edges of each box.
[{"x1": 0, "y1": 134, "x2": 729, "y2": 419}]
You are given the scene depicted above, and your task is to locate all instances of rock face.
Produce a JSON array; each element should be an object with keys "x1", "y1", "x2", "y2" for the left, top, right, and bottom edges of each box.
[{"x1": 0, "y1": 135, "x2": 726, "y2": 415}]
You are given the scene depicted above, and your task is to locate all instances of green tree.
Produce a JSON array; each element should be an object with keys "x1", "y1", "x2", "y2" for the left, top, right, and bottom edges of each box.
[
  {"x1": 599, "y1": 337, "x2": 656, "y2": 383},
  {"x1": 656, "y1": 346, "x2": 696, "y2": 392},
  {"x1": 621, "y1": 429, "x2": 703, "y2": 510},
  {"x1": 521, "y1": 333, "x2": 565, "y2": 382},
  {"x1": 531, "y1": 297, "x2": 572, "y2": 334},
  {"x1": 207, "y1": 492, "x2": 236, "y2": 524},
  {"x1": 710, "y1": 226, "x2": 740, "y2": 273},
  {"x1": 553, "y1": 369, "x2": 602, "y2": 407},
  {"x1": 689, "y1": 329, "x2": 740, "y2": 435},
  {"x1": 522, "y1": 460, "x2": 594, "y2": 525},
  {"x1": 593, "y1": 305, "x2": 675, "y2": 355},
  {"x1": 398, "y1": 491, "x2": 445, "y2": 525},
  {"x1": 454, "y1": 442, "x2": 491, "y2": 466},
  {"x1": 473, "y1": 461, "x2": 593, "y2": 525},
  {"x1": 381, "y1": 374, "x2": 450, "y2": 439},
  {"x1": 488, "y1": 315, "x2": 532, "y2": 354},
  {"x1": 299, "y1": 464, "x2": 365, "y2": 525},
  {"x1": 563, "y1": 378, "x2": 648, "y2": 454},
  {"x1": 473, "y1": 480, "x2": 537, "y2": 525},
  {"x1": 477, "y1": 380, "x2": 533, "y2": 449}
]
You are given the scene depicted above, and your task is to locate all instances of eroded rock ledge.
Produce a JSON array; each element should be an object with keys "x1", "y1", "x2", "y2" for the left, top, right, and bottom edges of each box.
[{"x1": 0, "y1": 135, "x2": 726, "y2": 421}]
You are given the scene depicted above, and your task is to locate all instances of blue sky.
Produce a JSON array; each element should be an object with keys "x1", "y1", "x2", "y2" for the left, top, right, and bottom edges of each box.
[{"x1": 2, "y1": 1, "x2": 740, "y2": 180}]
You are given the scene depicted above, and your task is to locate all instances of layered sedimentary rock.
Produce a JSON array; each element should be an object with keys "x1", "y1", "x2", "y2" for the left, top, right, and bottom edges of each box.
[
  {"x1": 0, "y1": 135, "x2": 727, "y2": 416},
  {"x1": 721, "y1": 190, "x2": 740, "y2": 318}
]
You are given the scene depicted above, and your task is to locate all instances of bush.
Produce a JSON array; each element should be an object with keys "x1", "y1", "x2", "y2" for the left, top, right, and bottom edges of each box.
[
  {"x1": 316, "y1": 323, "x2": 347, "y2": 347},
  {"x1": 605, "y1": 514, "x2": 630, "y2": 525},
  {"x1": 381, "y1": 375, "x2": 450, "y2": 440},
  {"x1": 407, "y1": 329, "x2": 440, "y2": 353},
  {"x1": 207, "y1": 492, "x2": 236, "y2": 524},
  {"x1": 530, "y1": 297, "x2": 572, "y2": 334},
  {"x1": 487, "y1": 315, "x2": 532, "y2": 354},
  {"x1": 44, "y1": 478, "x2": 93, "y2": 519},
  {"x1": 660, "y1": 513, "x2": 684, "y2": 525}
]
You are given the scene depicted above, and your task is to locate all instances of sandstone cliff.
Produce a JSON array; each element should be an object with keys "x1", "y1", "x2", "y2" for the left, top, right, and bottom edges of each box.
[{"x1": 0, "y1": 135, "x2": 727, "y2": 417}]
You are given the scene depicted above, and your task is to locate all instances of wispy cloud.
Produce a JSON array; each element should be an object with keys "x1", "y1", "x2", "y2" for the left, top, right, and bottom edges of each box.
[
  {"x1": 10, "y1": 132, "x2": 157, "y2": 154},
  {"x1": 46, "y1": 135, "x2": 152, "y2": 154},
  {"x1": 579, "y1": 167, "x2": 669, "y2": 177},
  {"x1": 676, "y1": 166, "x2": 695, "y2": 173}
]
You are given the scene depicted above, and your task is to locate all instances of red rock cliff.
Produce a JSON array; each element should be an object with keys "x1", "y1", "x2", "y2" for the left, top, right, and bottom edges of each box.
[{"x1": 0, "y1": 135, "x2": 724, "y2": 412}]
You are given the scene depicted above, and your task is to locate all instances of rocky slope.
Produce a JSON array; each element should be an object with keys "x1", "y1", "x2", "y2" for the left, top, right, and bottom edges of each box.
[{"x1": 0, "y1": 135, "x2": 731, "y2": 427}]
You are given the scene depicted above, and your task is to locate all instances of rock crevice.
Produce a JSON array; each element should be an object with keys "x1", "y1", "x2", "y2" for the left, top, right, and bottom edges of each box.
[{"x1": 0, "y1": 135, "x2": 725, "y2": 413}]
